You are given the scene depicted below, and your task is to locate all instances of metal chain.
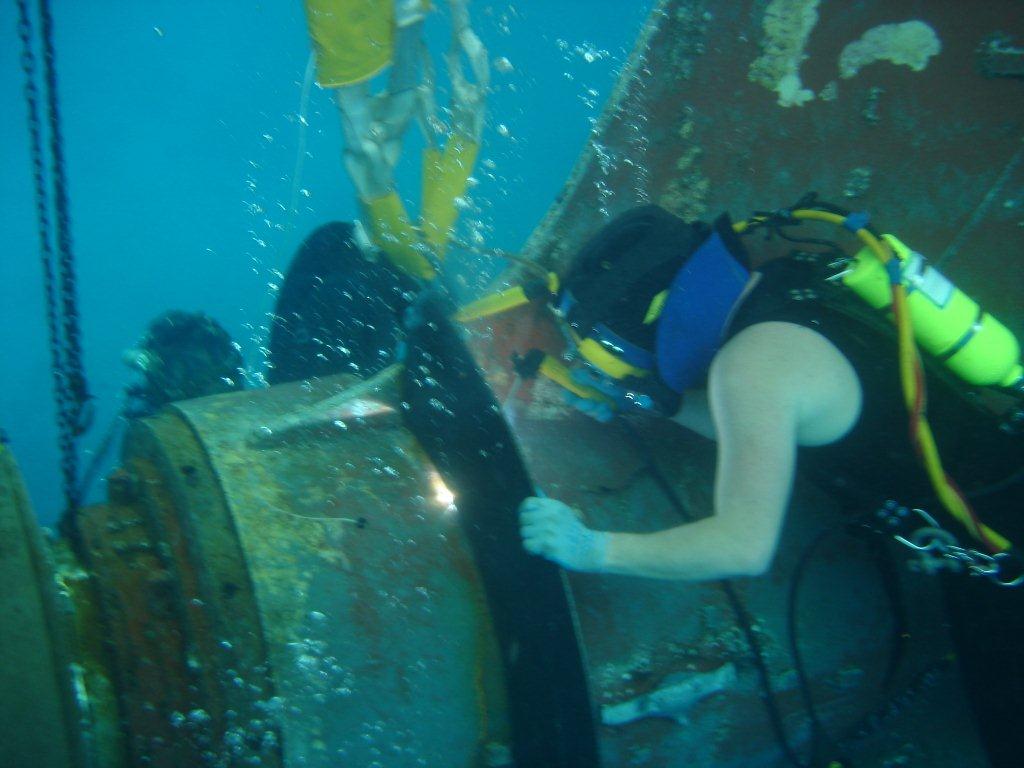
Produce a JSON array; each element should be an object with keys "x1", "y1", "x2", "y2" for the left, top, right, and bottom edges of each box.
[
  {"x1": 17, "y1": 0, "x2": 89, "y2": 515},
  {"x1": 38, "y1": 0, "x2": 89, "y2": 425},
  {"x1": 890, "y1": 508, "x2": 1024, "y2": 587}
]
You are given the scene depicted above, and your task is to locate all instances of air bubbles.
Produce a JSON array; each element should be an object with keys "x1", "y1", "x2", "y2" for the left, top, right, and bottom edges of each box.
[
  {"x1": 187, "y1": 709, "x2": 212, "y2": 725},
  {"x1": 496, "y1": 124, "x2": 510, "y2": 137},
  {"x1": 256, "y1": 696, "x2": 284, "y2": 714},
  {"x1": 493, "y1": 56, "x2": 514, "y2": 74},
  {"x1": 557, "y1": 40, "x2": 610, "y2": 64}
]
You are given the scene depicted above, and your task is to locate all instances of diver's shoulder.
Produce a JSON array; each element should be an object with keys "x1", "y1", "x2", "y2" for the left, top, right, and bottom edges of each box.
[
  {"x1": 715, "y1": 320, "x2": 841, "y2": 368},
  {"x1": 711, "y1": 320, "x2": 862, "y2": 443},
  {"x1": 711, "y1": 320, "x2": 860, "y2": 402}
]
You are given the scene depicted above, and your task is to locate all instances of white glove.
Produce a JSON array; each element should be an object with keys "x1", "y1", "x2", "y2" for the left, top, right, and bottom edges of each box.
[{"x1": 519, "y1": 497, "x2": 609, "y2": 572}]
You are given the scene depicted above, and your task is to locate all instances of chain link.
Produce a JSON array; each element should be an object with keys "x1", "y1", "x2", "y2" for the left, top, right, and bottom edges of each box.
[
  {"x1": 891, "y1": 508, "x2": 1023, "y2": 587},
  {"x1": 38, "y1": 0, "x2": 90, "y2": 431},
  {"x1": 17, "y1": 0, "x2": 90, "y2": 517}
]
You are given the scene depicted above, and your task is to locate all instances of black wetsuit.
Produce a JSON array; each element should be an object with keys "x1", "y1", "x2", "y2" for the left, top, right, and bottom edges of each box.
[
  {"x1": 724, "y1": 254, "x2": 1024, "y2": 768},
  {"x1": 726, "y1": 254, "x2": 1017, "y2": 508}
]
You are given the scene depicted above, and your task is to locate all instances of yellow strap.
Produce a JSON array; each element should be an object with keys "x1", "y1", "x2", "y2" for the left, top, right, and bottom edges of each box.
[
  {"x1": 643, "y1": 289, "x2": 669, "y2": 325},
  {"x1": 547, "y1": 272, "x2": 561, "y2": 295},
  {"x1": 454, "y1": 273, "x2": 560, "y2": 322},
  {"x1": 577, "y1": 337, "x2": 650, "y2": 381},
  {"x1": 361, "y1": 191, "x2": 436, "y2": 280},
  {"x1": 421, "y1": 134, "x2": 481, "y2": 254},
  {"x1": 538, "y1": 355, "x2": 615, "y2": 406},
  {"x1": 454, "y1": 286, "x2": 531, "y2": 322}
]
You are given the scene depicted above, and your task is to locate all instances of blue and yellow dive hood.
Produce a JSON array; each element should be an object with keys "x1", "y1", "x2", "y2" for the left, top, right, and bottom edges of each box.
[{"x1": 457, "y1": 205, "x2": 753, "y2": 413}]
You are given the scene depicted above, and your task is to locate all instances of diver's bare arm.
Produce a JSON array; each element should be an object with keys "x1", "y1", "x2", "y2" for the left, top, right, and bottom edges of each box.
[{"x1": 602, "y1": 333, "x2": 799, "y2": 581}]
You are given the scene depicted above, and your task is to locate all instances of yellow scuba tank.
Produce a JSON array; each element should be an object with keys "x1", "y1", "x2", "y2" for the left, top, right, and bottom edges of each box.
[{"x1": 842, "y1": 234, "x2": 1023, "y2": 388}]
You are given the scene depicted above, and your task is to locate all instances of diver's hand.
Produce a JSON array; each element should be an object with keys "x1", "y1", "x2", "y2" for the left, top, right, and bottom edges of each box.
[{"x1": 519, "y1": 497, "x2": 609, "y2": 572}]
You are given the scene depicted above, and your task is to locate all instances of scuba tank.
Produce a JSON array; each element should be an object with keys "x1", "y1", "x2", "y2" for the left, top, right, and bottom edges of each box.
[{"x1": 841, "y1": 234, "x2": 1023, "y2": 389}]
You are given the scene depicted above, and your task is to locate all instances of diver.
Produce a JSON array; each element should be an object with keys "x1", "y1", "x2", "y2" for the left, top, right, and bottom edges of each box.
[
  {"x1": 122, "y1": 310, "x2": 245, "y2": 417},
  {"x1": 68, "y1": 311, "x2": 247, "y2": 511},
  {"x1": 301, "y1": 0, "x2": 488, "y2": 282},
  {"x1": 510, "y1": 202, "x2": 1022, "y2": 579},
  {"x1": 284, "y1": 0, "x2": 490, "y2": 381},
  {"x1": 474, "y1": 199, "x2": 1024, "y2": 766}
]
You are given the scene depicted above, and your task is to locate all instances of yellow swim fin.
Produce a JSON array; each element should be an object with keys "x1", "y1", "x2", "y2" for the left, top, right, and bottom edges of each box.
[
  {"x1": 420, "y1": 134, "x2": 480, "y2": 254},
  {"x1": 361, "y1": 191, "x2": 436, "y2": 280}
]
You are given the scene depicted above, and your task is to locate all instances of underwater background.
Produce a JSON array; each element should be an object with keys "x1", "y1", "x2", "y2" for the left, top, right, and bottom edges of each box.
[
  {"x1": 3, "y1": 3, "x2": 1024, "y2": 768},
  {"x1": 0, "y1": 0, "x2": 651, "y2": 526}
]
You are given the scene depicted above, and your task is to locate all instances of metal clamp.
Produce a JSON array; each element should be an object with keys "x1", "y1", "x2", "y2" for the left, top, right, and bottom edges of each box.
[{"x1": 889, "y1": 507, "x2": 1024, "y2": 587}]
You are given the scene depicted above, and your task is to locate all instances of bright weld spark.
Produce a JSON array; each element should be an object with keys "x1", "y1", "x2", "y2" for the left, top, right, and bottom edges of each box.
[{"x1": 430, "y1": 472, "x2": 456, "y2": 513}]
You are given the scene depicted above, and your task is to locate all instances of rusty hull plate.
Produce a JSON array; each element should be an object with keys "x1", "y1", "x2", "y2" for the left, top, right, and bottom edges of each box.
[{"x1": 522, "y1": 0, "x2": 1024, "y2": 330}]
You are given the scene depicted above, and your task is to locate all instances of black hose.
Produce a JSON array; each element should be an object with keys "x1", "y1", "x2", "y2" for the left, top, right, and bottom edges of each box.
[
  {"x1": 75, "y1": 414, "x2": 127, "y2": 504},
  {"x1": 787, "y1": 527, "x2": 838, "y2": 764},
  {"x1": 622, "y1": 422, "x2": 814, "y2": 768}
]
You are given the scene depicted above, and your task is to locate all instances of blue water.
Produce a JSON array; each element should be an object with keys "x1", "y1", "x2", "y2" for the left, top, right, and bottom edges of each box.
[{"x1": 0, "y1": 1, "x2": 651, "y2": 524}]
